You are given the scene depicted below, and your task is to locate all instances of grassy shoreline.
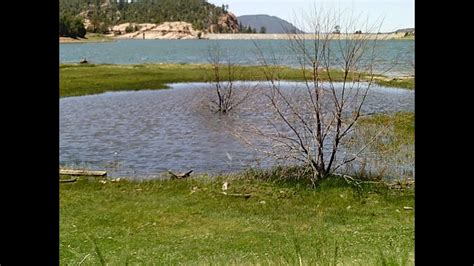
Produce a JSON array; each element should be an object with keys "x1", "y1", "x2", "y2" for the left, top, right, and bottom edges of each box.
[
  {"x1": 60, "y1": 112, "x2": 414, "y2": 263},
  {"x1": 60, "y1": 63, "x2": 414, "y2": 97},
  {"x1": 60, "y1": 174, "x2": 414, "y2": 264},
  {"x1": 59, "y1": 33, "x2": 414, "y2": 42},
  {"x1": 60, "y1": 33, "x2": 115, "y2": 44}
]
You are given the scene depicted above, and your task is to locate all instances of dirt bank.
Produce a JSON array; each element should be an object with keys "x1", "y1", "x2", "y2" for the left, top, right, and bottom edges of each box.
[{"x1": 207, "y1": 32, "x2": 411, "y2": 40}]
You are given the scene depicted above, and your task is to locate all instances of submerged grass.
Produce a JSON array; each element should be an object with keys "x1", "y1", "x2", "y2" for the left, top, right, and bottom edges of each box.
[
  {"x1": 60, "y1": 174, "x2": 414, "y2": 265},
  {"x1": 372, "y1": 77, "x2": 414, "y2": 90},
  {"x1": 359, "y1": 112, "x2": 414, "y2": 150},
  {"x1": 60, "y1": 63, "x2": 414, "y2": 97},
  {"x1": 342, "y1": 112, "x2": 415, "y2": 181}
]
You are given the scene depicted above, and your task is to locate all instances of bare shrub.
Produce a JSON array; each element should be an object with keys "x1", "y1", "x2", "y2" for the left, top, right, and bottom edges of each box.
[
  {"x1": 240, "y1": 7, "x2": 392, "y2": 186},
  {"x1": 207, "y1": 42, "x2": 252, "y2": 114}
]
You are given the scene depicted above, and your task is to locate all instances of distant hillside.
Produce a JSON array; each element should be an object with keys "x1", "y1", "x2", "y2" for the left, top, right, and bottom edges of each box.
[
  {"x1": 237, "y1": 14, "x2": 304, "y2": 34},
  {"x1": 394, "y1": 28, "x2": 415, "y2": 34},
  {"x1": 59, "y1": 0, "x2": 239, "y2": 34}
]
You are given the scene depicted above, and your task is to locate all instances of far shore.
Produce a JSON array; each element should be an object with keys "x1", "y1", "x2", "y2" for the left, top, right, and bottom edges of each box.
[
  {"x1": 60, "y1": 32, "x2": 413, "y2": 43},
  {"x1": 207, "y1": 32, "x2": 413, "y2": 40},
  {"x1": 60, "y1": 37, "x2": 88, "y2": 43},
  {"x1": 60, "y1": 33, "x2": 115, "y2": 43}
]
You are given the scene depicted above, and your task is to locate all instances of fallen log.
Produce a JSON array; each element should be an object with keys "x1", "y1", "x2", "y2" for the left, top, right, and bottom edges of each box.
[
  {"x1": 221, "y1": 192, "x2": 251, "y2": 199},
  {"x1": 59, "y1": 169, "x2": 107, "y2": 177},
  {"x1": 60, "y1": 177, "x2": 78, "y2": 183}
]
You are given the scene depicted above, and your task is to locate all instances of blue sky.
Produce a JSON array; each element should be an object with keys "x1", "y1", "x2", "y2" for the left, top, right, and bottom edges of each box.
[{"x1": 207, "y1": 0, "x2": 414, "y2": 33}]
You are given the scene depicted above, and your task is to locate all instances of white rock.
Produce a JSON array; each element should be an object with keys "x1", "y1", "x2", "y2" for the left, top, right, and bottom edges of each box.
[{"x1": 222, "y1": 182, "x2": 229, "y2": 191}]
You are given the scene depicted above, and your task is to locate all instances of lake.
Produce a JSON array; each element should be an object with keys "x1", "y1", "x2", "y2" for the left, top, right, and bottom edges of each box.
[
  {"x1": 60, "y1": 81, "x2": 414, "y2": 179},
  {"x1": 60, "y1": 39, "x2": 414, "y2": 77}
]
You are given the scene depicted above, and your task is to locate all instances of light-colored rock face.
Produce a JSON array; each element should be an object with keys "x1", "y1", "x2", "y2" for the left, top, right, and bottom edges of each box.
[
  {"x1": 112, "y1": 23, "x2": 134, "y2": 32},
  {"x1": 83, "y1": 18, "x2": 92, "y2": 30},
  {"x1": 209, "y1": 12, "x2": 240, "y2": 33},
  {"x1": 155, "y1": 22, "x2": 193, "y2": 32},
  {"x1": 115, "y1": 21, "x2": 204, "y2": 40},
  {"x1": 219, "y1": 12, "x2": 239, "y2": 31}
]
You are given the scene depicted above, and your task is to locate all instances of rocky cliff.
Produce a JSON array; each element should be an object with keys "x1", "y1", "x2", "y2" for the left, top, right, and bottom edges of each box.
[
  {"x1": 209, "y1": 12, "x2": 240, "y2": 33},
  {"x1": 113, "y1": 22, "x2": 205, "y2": 40}
]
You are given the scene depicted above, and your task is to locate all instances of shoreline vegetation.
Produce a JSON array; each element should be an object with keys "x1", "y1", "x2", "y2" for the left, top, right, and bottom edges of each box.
[
  {"x1": 60, "y1": 33, "x2": 115, "y2": 43},
  {"x1": 60, "y1": 173, "x2": 414, "y2": 265},
  {"x1": 60, "y1": 63, "x2": 414, "y2": 97},
  {"x1": 59, "y1": 32, "x2": 414, "y2": 43}
]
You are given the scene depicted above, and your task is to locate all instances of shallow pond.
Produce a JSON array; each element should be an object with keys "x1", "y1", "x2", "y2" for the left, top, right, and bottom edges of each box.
[{"x1": 60, "y1": 81, "x2": 414, "y2": 179}]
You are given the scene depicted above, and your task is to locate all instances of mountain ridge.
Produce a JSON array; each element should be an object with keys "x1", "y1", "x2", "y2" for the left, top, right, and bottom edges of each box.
[{"x1": 237, "y1": 14, "x2": 304, "y2": 34}]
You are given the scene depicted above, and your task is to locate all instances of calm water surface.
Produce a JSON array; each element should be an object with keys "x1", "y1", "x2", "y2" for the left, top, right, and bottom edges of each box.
[{"x1": 60, "y1": 39, "x2": 414, "y2": 77}]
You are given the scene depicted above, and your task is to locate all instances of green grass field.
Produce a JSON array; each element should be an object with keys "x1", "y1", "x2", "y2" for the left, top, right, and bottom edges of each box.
[{"x1": 60, "y1": 175, "x2": 414, "y2": 265}]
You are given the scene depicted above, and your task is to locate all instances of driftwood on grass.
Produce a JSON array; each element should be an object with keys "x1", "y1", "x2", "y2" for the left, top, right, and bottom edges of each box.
[
  {"x1": 60, "y1": 177, "x2": 78, "y2": 183},
  {"x1": 60, "y1": 169, "x2": 107, "y2": 177},
  {"x1": 168, "y1": 170, "x2": 193, "y2": 179},
  {"x1": 221, "y1": 192, "x2": 251, "y2": 199},
  {"x1": 333, "y1": 172, "x2": 415, "y2": 190}
]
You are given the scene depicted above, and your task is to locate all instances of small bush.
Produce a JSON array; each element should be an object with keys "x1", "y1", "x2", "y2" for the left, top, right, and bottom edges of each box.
[{"x1": 125, "y1": 25, "x2": 134, "y2": 33}]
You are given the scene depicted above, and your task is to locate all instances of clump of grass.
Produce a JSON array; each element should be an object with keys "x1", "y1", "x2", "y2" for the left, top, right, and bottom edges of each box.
[
  {"x1": 88, "y1": 236, "x2": 106, "y2": 265},
  {"x1": 243, "y1": 165, "x2": 313, "y2": 183},
  {"x1": 342, "y1": 112, "x2": 414, "y2": 180},
  {"x1": 374, "y1": 77, "x2": 415, "y2": 90}
]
